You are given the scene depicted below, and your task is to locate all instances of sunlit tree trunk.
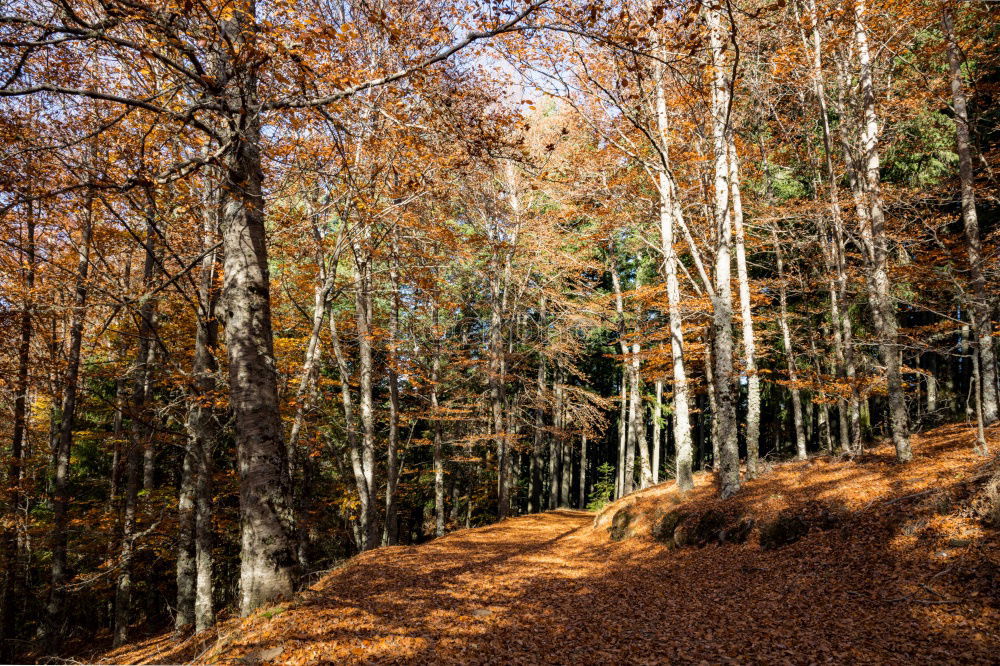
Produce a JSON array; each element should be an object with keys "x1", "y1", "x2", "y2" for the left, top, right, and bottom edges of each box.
[
  {"x1": 653, "y1": 21, "x2": 695, "y2": 491},
  {"x1": 617, "y1": 373, "x2": 627, "y2": 498},
  {"x1": 180, "y1": 198, "x2": 221, "y2": 633},
  {"x1": 728, "y1": 141, "x2": 761, "y2": 478},
  {"x1": 852, "y1": 0, "x2": 911, "y2": 460},
  {"x1": 385, "y1": 231, "x2": 402, "y2": 545},
  {"x1": 773, "y1": 228, "x2": 807, "y2": 460},
  {"x1": 329, "y1": 308, "x2": 370, "y2": 549},
  {"x1": 707, "y1": 5, "x2": 740, "y2": 496},
  {"x1": 652, "y1": 380, "x2": 662, "y2": 485},
  {"x1": 350, "y1": 238, "x2": 378, "y2": 549},
  {"x1": 610, "y1": 263, "x2": 635, "y2": 494},
  {"x1": 631, "y1": 341, "x2": 652, "y2": 489},
  {"x1": 432, "y1": 298, "x2": 446, "y2": 537},
  {"x1": 216, "y1": 3, "x2": 298, "y2": 613}
]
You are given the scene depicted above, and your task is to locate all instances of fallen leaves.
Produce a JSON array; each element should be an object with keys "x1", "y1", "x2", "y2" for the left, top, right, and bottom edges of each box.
[{"x1": 102, "y1": 422, "x2": 1000, "y2": 665}]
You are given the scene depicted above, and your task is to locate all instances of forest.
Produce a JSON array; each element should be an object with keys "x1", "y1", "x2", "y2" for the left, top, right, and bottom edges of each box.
[{"x1": 0, "y1": 0, "x2": 999, "y2": 662}]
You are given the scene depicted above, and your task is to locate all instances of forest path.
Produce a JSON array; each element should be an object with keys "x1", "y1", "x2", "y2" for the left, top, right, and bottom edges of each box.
[{"x1": 106, "y1": 424, "x2": 1000, "y2": 665}]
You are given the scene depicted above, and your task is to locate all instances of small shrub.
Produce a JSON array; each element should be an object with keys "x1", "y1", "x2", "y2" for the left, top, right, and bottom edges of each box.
[{"x1": 587, "y1": 463, "x2": 616, "y2": 512}]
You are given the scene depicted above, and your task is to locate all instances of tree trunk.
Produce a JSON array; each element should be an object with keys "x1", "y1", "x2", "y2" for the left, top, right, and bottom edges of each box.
[
  {"x1": 350, "y1": 240, "x2": 378, "y2": 550},
  {"x1": 116, "y1": 199, "x2": 160, "y2": 646},
  {"x1": 176, "y1": 444, "x2": 196, "y2": 632},
  {"x1": 181, "y1": 199, "x2": 221, "y2": 633},
  {"x1": 943, "y1": 6, "x2": 998, "y2": 424},
  {"x1": 707, "y1": 5, "x2": 741, "y2": 497},
  {"x1": 490, "y1": 275, "x2": 509, "y2": 518},
  {"x1": 631, "y1": 342, "x2": 652, "y2": 489},
  {"x1": 773, "y1": 228, "x2": 807, "y2": 460},
  {"x1": 3, "y1": 200, "x2": 34, "y2": 660},
  {"x1": 530, "y1": 297, "x2": 547, "y2": 512},
  {"x1": 729, "y1": 141, "x2": 761, "y2": 479},
  {"x1": 45, "y1": 191, "x2": 93, "y2": 644},
  {"x1": 329, "y1": 311, "x2": 370, "y2": 550},
  {"x1": 432, "y1": 302, "x2": 446, "y2": 538},
  {"x1": 652, "y1": 380, "x2": 662, "y2": 485},
  {"x1": 617, "y1": 373, "x2": 627, "y2": 498},
  {"x1": 286, "y1": 224, "x2": 335, "y2": 561},
  {"x1": 852, "y1": 0, "x2": 911, "y2": 460},
  {"x1": 799, "y1": 0, "x2": 861, "y2": 451},
  {"x1": 385, "y1": 232, "x2": 402, "y2": 545}
]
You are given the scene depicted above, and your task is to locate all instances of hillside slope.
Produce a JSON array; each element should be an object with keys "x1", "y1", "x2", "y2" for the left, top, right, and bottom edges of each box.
[{"x1": 103, "y1": 423, "x2": 1000, "y2": 664}]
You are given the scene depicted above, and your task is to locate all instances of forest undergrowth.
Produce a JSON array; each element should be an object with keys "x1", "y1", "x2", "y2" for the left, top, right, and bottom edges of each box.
[{"x1": 95, "y1": 421, "x2": 1000, "y2": 665}]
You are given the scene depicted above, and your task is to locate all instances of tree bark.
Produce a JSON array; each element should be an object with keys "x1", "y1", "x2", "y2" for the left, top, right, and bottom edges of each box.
[
  {"x1": 652, "y1": 380, "x2": 662, "y2": 485},
  {"x1": 729, "y1": 141, "x2": 761, "y2": 478},
  {"x1": 216, "y1": 8, "x2": 298, "y2": 613},
  {"x1": 852, "y1": 0, "x2": 911, "y2": 460},
  {"x1": 797, "y1": 0, "x2": 861, "y2": 453},
  {"x1": 773, "y1": 228, "x2": 807, "y2": 460},
  {"x1": 943, "y1": 6, "x2": 998, "y2": 424},
  {"x1": 2, "y1": 200, "x2": 34, "y2": 660},
  {"x1": 432, "y1": 301, "x2": 446, "y2": 538},
  {"x1": 329, "y1": 309, "x2": 370, "y2": 550},
  {"x1": 384, "y1": 230, "x2": 402, "y2": 545},
  {"x1": 181, "y1": 196, "x2": 221, "y2": 633},
  {"x1": 530, "y1": 297, "x2": 547, "y2": 512},
  {"x1": 652, "y1": 96, "x2": 695, "y2": 489},
  {"x1": 707, "y1": 4, "x2": 740, "y2": 496},
  {"x1": 45, "y1": 191, "x2": 93, "y2": 645},
  {"x1": 116, "y1": 196, "x2": 160, "y2": 647}
]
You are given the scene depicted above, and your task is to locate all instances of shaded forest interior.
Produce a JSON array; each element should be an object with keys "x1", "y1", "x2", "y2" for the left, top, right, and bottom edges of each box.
[{"x1": 1, "y1": 0, "x2": 1000, "y2": 661}]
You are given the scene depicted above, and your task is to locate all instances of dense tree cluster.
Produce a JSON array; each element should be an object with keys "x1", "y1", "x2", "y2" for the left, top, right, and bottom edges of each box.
[{"x1": 0, "y1": 0, "x2": 996, "y2": 658}]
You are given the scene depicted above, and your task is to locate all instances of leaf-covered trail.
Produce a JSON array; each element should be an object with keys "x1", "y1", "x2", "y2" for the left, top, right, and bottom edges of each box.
[{"x1": 106, "y1": 424, "x2": 1000, "y2": 664}]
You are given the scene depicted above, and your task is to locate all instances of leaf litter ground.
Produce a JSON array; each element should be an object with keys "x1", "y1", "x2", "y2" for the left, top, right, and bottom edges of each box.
[{"x1": 103, "y1": 422, "x2": 1000, "y2": 664}]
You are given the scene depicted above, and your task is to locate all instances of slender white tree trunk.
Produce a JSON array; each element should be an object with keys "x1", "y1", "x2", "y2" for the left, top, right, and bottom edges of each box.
[
  {"x1": 853, "y1": 0, "x2": 911, "y2": 460},
  {"x1": 651, "y1": 24, "x2": 695, "y2": 490},
  {"x1": 773, "y1": 228, "x2": 808, "y2": 460},
  {"x1": 707, "y1": 5, "x2": 740, "y2": 496},
  {"x1": 652, "y1": 380, "x2": 662, "y2": 485},
  {"x1": 728, "y1": 141, "x2": 761, "y2": 478}
]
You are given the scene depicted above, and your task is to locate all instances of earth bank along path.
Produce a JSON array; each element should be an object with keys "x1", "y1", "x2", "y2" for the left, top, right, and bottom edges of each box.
[{"x1": 104, "y1": 423, "x2": 1000, "y2": 664}]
